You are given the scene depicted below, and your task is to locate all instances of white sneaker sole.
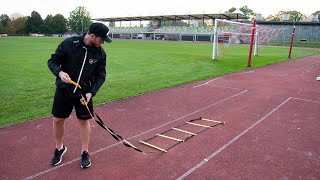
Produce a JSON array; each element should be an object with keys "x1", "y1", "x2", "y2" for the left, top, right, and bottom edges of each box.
[{"x1": 81, "y1": 162, "x2": 91, "y2": 168}]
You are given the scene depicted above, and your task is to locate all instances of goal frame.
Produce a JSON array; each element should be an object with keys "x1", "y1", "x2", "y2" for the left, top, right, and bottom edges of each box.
[{"x1": 212, "y1": 19, "x2": 257, "y2": 65}]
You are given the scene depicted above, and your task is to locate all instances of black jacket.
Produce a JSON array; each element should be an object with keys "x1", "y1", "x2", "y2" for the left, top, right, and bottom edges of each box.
[{"x1": 48, "y1": 34, "x2": 107, "y2": 97}]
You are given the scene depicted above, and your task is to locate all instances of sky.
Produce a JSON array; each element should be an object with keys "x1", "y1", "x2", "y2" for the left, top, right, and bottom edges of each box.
[{"x1": 1, "y1": 0, "x2": 319, "y2": 19}]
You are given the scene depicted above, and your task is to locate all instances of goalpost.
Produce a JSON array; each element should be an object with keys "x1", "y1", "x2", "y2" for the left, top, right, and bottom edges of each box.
[
  {"x1": 212, "y1": 19, "x2": 254, "y2": 60},
  {"x1": 212, "y1": 19, "x2": 284, "y2": 66}
]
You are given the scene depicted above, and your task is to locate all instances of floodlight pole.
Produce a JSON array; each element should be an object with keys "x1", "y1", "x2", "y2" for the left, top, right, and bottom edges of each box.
[{"x1": 247, "y1": 19, "x2": 256, "y2": 67}]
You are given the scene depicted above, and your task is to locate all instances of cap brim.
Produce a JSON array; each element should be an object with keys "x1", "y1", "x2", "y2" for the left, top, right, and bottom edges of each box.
[{"x1": 102, "y1": 36, "x2": 112, "y2": 43}]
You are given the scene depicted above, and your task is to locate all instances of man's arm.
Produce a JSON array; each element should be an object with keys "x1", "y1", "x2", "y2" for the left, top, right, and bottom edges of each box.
[{"x1": 48, "y1": 40, "x2": 67, "y2": 76}]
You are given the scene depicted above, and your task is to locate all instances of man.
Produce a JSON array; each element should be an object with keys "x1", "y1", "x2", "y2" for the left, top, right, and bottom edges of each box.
[{"x1": 48, "y1": 22, "x2": 112, "y2": 168}]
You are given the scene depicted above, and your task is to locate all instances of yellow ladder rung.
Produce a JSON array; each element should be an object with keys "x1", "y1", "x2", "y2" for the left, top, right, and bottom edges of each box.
[
  {"x1": 172, "y1": 127, "x2": 197, "y2": 135},
  {"x1": 140, "y1": 140, "x2": 167, "y2": 152},
  {"x1": 201, "y1": 118, "x2": 225, "y2": 124},
  {"x1": 186, "y1": 122, "x2": 211, "y2": 128},
  {"x1": 156, "y1": 134, "x2": 183, "y2": 142}
]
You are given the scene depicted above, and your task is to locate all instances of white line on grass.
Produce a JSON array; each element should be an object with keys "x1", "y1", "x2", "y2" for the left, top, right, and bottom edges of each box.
[
  {"x1": 176, "y1": 97, "x2": 293, "y2": 180},
  {"x1": 23, "y1": 90, "x2": 248, "y2": 180}
]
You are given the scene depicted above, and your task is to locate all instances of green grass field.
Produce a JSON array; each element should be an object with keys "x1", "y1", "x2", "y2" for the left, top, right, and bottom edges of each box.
[{"x1": 0, "y1": 37, "x2": 319, "y2": 128}]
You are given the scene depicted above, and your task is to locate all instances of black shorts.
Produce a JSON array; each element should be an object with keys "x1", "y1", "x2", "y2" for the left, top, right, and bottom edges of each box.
[{"x1": 52, "y1": 88, "x2": 93, "y2": 120}]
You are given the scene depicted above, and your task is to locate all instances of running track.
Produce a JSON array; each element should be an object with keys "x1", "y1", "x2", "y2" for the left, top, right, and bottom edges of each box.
[{"x1": 1, "y1": 55, "x2": 319, "y2": 180}]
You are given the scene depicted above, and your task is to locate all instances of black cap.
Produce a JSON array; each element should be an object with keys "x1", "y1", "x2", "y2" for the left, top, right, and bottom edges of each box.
[{"x1": 89, "y1": 23, "x2": 112, "y2": 43}]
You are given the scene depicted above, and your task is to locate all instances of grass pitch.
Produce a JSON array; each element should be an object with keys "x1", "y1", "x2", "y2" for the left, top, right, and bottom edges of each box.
[{"x1": 0, "y1": 37, "x2": 319, "y2": 127}]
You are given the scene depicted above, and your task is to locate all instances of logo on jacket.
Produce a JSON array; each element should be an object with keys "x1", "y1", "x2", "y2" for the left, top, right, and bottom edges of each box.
[{"x1": 88, "y1": 59, "x2": 97, "y2": 64}]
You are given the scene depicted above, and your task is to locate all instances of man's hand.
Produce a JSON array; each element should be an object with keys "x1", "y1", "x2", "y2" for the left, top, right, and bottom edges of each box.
[
  {"x1": 80, "y1": 93, "x2": 92, "y2": 105},
  {"x1": 58, "y1": 71, "x2": 71, "y2": 83}
]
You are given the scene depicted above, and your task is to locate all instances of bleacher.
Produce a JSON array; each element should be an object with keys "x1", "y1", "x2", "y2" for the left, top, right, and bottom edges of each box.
[
  {"x1": 110, "y1": 27, "x2": 150, "y2": 33},
  {"x1": 93, "y1": 12, "x2": 248, "y2": 42},
  {"x1": 109, "y1": 25, "x2": 216, "y2": 42}
]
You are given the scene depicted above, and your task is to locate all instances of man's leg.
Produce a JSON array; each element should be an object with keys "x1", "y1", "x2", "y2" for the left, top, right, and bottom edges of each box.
[
  {"x1": 78, "y1": 119, "x2": 92, "y2": 168},
  {"x1": 52, "y1": 88, "x2": 73, "y2": 149},
  {"x1": 51, "y1": 117, "x2": 68, "y2": 166},
  {"x1": 78, "y1": 120, "x2": 91, "y2": 152},
  {"x1": 75, "y1": 96, "x2": 93, "y2": 168},
  {"x1": 53, "y1": 117, "x2": 66, "y2": 149}
]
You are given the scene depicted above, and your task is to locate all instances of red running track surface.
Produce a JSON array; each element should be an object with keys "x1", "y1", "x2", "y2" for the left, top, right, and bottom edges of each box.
[{"x1": 1, "y1": 55, "x2": 319, "y2": 180}]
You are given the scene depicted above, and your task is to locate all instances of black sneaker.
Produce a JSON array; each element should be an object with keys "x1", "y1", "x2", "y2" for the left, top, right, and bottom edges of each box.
[
  {"x1": 51, "y1": 145, "x2": 67, "y2": 166},
  {"x1": 81, "y1": 151, "x2": 91, "y2": 168}
]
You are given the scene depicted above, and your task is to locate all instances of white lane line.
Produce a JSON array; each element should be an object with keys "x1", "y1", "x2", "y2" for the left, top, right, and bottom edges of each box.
[
  {"x1": 205, "y1": 84, "x2": 244, "y2": 91},
  {"x1": 280, "y1": 61, "x2": 320, "y2": 76},
  {"x1": 176, "y1": 97, "x2": 293, "y2": 180},
  {"x1": 193, "y1": 71, "x2": 254, "y2": 88},
  {"x1": 291, "y1": 97, "x2": 320, "y2": 104},
  {"x1": 23, "y1": 90, "x2": 248, "y2": 180}
]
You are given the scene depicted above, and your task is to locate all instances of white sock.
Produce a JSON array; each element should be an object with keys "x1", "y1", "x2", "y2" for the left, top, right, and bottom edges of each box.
[{"x1": 57, "y1": 145, "x2": 64, "y2": 150}]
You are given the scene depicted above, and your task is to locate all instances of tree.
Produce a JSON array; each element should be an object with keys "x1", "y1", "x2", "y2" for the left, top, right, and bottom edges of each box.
[
  {"x1": 43, "y1": 15, "x2": 54, "y2": 34},
  {"x1": 265, "y1": 14, "x2": 280, "y2": 21},
  {"x1": 239, "y1": 5, "x2": 255, "y2": 17},
  {"x1": 7, "y1": 16, "x2": 27, "y2": 34},
  {"x1": 26, "y1": 11, "x2": 44, "y2": 33},
  {"x1": 0, "y1": 14, "x2": 11, "y2": 26},
  {"x1": 313, "y1": 10, "x2": 320, "y2": 21},
  {"x1": 43, "y1": 14, "x2": 67, "y2": 34},
  {"x1": 52, "y1": 14, "x2": 68, "y2": 34},
  {"x1": 0, "y1": 23, "x2": 6, "y2": 33},
  {"x1": 313, "y1": 10, "x2": 320, "y2": 15},
  {"x1": 225, "y1": 7, "x2": 237, "y2": 13},
  {"x1": 224, "y1": 6, "x2": 255, "y2": 18},
  {"x1": 0, "y1": 14, "x2": 11, "y2": 33},
  {"x1": 266, "y1": 11, "x2": 307, "y2": 21},
  {"x1": 68, "y1": 6, "x2": 92, "y2": 33},
  {"x1": 289, "y1": 11, "x2": 307, "y2": 20}
]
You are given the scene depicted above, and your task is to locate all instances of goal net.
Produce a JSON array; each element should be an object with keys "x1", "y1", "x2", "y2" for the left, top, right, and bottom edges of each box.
[
  {"x1": 212, "y1": 19, "x2": 284, "y2": 60},
  {"x1": 254, "y1": 26, "x2": 285, "y2": 55}
]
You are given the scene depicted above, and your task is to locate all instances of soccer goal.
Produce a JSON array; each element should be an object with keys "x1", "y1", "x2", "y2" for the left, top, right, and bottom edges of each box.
[{"x1": 212, "y1": 19, "x2": 284, "y2": 65}]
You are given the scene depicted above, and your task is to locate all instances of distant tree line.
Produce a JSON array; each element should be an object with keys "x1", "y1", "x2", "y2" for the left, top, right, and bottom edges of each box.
[
  {"x1": 0, "y1": 6, "x2": 92, "y2": 35},
  {"x1": 0, "y1": 6, "x2": 319, "y2": 34},
  {"x1": 226, "y1": 6, "x2": 319, "y2": 21}
]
